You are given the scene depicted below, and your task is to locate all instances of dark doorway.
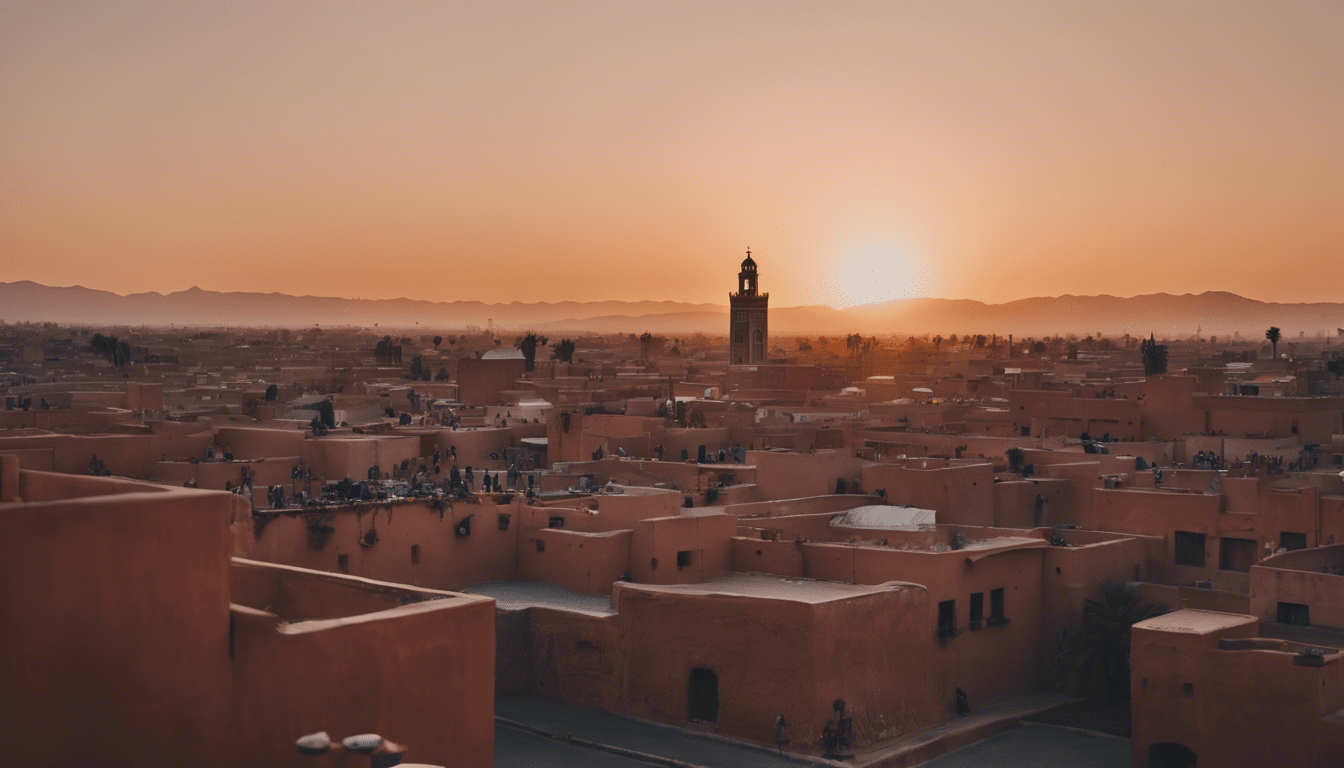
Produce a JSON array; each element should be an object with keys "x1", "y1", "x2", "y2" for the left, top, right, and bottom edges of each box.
[
  {"x1": 688, "y1": 667, "x2": 719, "y2": 724},
  {"x1": 1148, "y1": 741, "x2": 1197, "y2": 768}
]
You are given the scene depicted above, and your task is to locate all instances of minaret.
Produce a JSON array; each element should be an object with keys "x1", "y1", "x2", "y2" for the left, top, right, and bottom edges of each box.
[{"x1": 729, "y1": 248, "x2": 769, "y2": 364}]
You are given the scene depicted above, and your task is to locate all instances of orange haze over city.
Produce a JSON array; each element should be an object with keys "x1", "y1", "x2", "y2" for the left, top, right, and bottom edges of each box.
[{"x1": 2, "y1": 1, "x2": 1340, "y2": 309}]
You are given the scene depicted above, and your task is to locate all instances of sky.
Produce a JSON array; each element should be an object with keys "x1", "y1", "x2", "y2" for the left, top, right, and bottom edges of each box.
[{"x1": 1, "y1": 1, "x2": 1340, "y2": 309}]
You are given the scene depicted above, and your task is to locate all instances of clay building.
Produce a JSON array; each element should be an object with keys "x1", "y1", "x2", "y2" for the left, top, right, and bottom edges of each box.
[{"x1": 0, "y1": 457, "x2": 494, "y2": 767}]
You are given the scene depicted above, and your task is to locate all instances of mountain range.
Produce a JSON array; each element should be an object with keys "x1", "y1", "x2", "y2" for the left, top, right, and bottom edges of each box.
[{"x1": 3, "y1": 281, "x2": 1342, "y2": 339}]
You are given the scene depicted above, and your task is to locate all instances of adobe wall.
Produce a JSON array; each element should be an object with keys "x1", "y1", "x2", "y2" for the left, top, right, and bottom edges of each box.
[
  {"x1": 1136, "y1": 583, "x2": 1250, "y2": 615},
  {"x1": 238, "y1": 498, "x2": 521, "y2": 591},
  {"x1": 1131, "y1": 616, "x2": 1344, "y2": 768},
  {"x1": 630, "y1": 514, "x2": 736, "y2": 584},
  {"x1": 230, "y1": 593, "x2": 494, "y2": 768},
  {"x1": 1039, "y1": 537, "x2": 1151, "y2": 688},
  {"x1": 802, "y1": 542, "x2": 1045, "y2": 707},
  {"x1": 519, "y1": 528, "x2": 632, "y2": 594},
  {"x1": 862, "y1": 461, "x2": 995, "y2": 527},
  {"x1": 615, "y1": 585, "x2": 935, "y2": 750},
  {"x1": 301, "y1": 436, "x2": 422, "y2": 481},
  {"x1": 457, "y1": 357, "x2": 527, "y2": 406},
  {"x1": 0, "y1": 479, "x2": 235, "y2": 767},
  {"x1": 749, "y1": 449, "x2": 864, "y2": 500},
  {"x1": 1250, "y1": 546, "x2": 1344, "y2": 629},
  {"x1": 992, "y1": 478, "x2": 1072, "y2": 528},
  {"x1": 528, "y1": 607, "x2": 623, "y2": 711}
]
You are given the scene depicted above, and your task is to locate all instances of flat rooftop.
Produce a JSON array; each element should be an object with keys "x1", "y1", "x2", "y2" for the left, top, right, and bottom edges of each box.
[
  {"x1": 621, "y1": 573, "x2": 902, "y2": 605},
  {"x1": 1134, "y1": 609, "x2": 1255, "y2": 635},
  {"x1": 464, "y1": 580, "x2": 614, "y2": 615}
]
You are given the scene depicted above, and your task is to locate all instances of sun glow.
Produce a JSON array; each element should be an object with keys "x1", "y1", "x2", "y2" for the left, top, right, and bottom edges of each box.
[{"x1": 827, "y1": 242, "x2": 928, "y2": 308}]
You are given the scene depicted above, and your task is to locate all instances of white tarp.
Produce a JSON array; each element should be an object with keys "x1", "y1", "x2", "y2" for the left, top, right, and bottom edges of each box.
[{"x1": 831, "y1": 505, "x2": 937, "y2": 530}]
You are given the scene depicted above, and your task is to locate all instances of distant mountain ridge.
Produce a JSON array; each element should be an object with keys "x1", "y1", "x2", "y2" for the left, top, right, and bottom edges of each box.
[{"x1": 2, "y1": 280, "x2": 1342, "y2": 338}]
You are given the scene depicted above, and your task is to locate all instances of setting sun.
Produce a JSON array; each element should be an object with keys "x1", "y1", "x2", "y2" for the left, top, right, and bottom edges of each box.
[{"x1": 825, "y1": 242, "x2": 929, "y2": 308}]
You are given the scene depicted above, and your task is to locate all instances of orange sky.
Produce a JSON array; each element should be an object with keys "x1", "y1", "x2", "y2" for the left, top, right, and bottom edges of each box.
[{"x1": 2, "y1": 1, "x2": 1340, "y2": 308}]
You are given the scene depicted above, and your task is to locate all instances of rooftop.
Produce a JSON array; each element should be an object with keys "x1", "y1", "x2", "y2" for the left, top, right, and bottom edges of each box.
[
  {"x1": 620, "y1": 573, "x2": 908, "y2": 605},
  {"x1": 1133, "y1": 609, "x2": 1255, "y2": 635},
  {"x1": 464, "y1": 580, "x2": 615, "y2": 615}
]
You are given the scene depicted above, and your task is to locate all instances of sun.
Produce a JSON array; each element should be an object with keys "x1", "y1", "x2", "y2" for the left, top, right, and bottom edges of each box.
[{"x1": 827, "y1": 242, "x2": 927, "y2": 308}]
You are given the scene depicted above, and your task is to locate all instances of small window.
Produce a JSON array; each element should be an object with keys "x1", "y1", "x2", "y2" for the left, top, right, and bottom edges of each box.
[
  {"x1": 1280, "y1": 531, "x2": 1307, "y2": 551},
  {"x1": 988, "y1": 588, "x2": 1008, "y2": 626},
  {"x1": 968, "y1": 593, "x2": 984, "y2": 629},
  {"x1": 937, "y1": 600, "x2": 957, "y2": 637},
  {"x1": 1219, "y1": 537, "x2": 1256, "y2": 572},
  {"x1": 676, "y1": 550, "x2": 692, "y2": 568},
  {"x1": 548, "y1": 515, "x2": 565, "y2": 529},
  {"x1": 535, "y1": 539, "x2": 545, "y2": 552},
  {"x1": 337, "y1": 554, "x2": 349, "y2": 574},
  {"x1": 1174, "y1": 531, "x2": 1206, "y2": 567},
  {"x1": 1182, "y1": 682, "x2": 1194, "y2": 698},
  {"x1": 1278, "y1": 602, "x2": 1310, "y2": 626},
  {"x1": 410, "y1": 544, "x2": 420, "y2": 565},
  {"x1": 498, "y1": 513, "x2": 512, "y2": 530}
]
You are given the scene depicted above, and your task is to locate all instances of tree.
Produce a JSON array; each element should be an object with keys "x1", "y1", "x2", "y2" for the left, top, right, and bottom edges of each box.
[
  {"x1": 516, "y1": 332, "x2": 548, "y2": 372},
  {"x1": 433, "y1": 335, "x2": 442, "y2": 349},
  {"x1": 1140, "y1": 333, "x2": 1168, "y2": 376},
  {"x1": 375, "y1": 336, "x2": 402, "y2": 365},
  {"x1": 264, "y1": 384, "x2": 279, "y2": 402},
  {"x1": 1266, "y1": 326, "x2": 1281, "y2": 359},
  {"x1": 1059, "y1": 579, "x2": 1167, "y2": 701},
  {"x1": 551, "y1": 338, "x2": 575, "y2": 363},
  {"x1": 932, "y1": 335, "x2": 943, "y2": 351}
]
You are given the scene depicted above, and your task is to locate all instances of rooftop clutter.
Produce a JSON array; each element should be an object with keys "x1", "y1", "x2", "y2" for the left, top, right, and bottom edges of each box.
[{"x1": 4, "y1": 315, "x2": 1344, "y2": 764}]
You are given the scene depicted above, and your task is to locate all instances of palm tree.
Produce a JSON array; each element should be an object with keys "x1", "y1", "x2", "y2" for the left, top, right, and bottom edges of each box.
[
  {"x1": 1140, "y1": 334, "x2": 1168, "y2": 376},
  {"x1": 1266, "y1": 326, "x2": 1281, "y2": 359},
  {"x1": 1059, "y1": 579, "x2": 1167, "y2": 701}
]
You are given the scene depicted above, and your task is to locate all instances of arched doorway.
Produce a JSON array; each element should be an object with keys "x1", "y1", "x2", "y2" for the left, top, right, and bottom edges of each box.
[
  {"x1": 688, "y1": 667, "x2": 719, "y2": 724},
  {"x1": 1148, "y1": 742, "x2": 1197, "y2": 768}
]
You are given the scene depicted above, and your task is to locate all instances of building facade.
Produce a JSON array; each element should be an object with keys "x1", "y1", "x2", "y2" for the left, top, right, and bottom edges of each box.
[{"x1": 729, "y1": 249, "x2": 769, "y2": 364}]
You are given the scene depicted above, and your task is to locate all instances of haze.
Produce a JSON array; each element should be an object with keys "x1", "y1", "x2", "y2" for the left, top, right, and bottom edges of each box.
[{"x1": 2, "y1": 1, "x2": 1340, "y2": 308}]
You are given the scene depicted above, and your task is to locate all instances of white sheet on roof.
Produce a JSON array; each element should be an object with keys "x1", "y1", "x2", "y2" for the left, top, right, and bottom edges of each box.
[{"x1": 831, "y1": 505, "x2": 936, "y2": 530}]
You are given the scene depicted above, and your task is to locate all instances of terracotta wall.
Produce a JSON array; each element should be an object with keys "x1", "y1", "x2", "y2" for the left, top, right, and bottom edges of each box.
[
  {"x1": 629, "y1": 514, "x2": 736, "y2": 584},
  {"x1": 750, "y1": 449, "x2": 864, "y2": 501},
  {"x1": 861, "y1": 461, "x2": 996, "y2": 527},
  {"x1": 0, "y1": 477, "x2": 235, "y2": 767},
  {"x1": 231, "y1": 588, "x2": 494, "y2": 768},
  {"x1": 1131, "y1": 614, "x2": 1344, "y2": 768},
  {"x1": 239, "y1": 498, "x2": 521, "y2": 591},
  {"x1": 519, "y1": 528, "x2": 632, "y2": 594},
  {"x1": 616, "y1": 583, "x2": 937, "y2": 750}
]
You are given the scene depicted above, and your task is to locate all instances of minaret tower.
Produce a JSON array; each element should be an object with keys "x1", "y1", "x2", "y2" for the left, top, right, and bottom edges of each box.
[{"x1": 729, "y1": 248, "x2": 769, "y2": 364}]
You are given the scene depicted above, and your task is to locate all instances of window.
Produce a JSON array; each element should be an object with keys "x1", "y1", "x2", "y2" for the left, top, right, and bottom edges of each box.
[
  {"x1": 1174, "y1": 531, "x2": 1206, "y2": 567},
  {"x1": 1219, "y1": 537, "x2": 1256, "y2": 572},
  {"x1": 988, "y1": 588, "x2": 1009, "y2": 626},
  {"x1": 676, "y1": 550, "x2": 692, "y2": 568},
  {"x1": 548, "y1": 515, "x2": 565, "y2": 529},
  {"x1": 498, "y1": 513, "x2": 511, "y2": 530},
  {"x1": 1280, "y1": 531, "x2": 1307, "y2": 551},
  {"x1": 968, "y1": 593, "x2": 984, "y2": 630},
  {"x1": 337, "y1": 554, "x2": 349, "y2": 574},
  {"x1": 937, "y1": 600, "x2": 957, "y2": 637},
  {"x1": 1182, "y1": 683, "x2": 1194, "y2": 698},
  {"x1": 535, "y1": 539, "x2": 545, "y2": 552},
  {"x1": 1278, "y1": 602, "x2": 1310, "y2": 626},
  {"x1": 410, "y1": 544, "x2": 420, "y2": 565}
]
